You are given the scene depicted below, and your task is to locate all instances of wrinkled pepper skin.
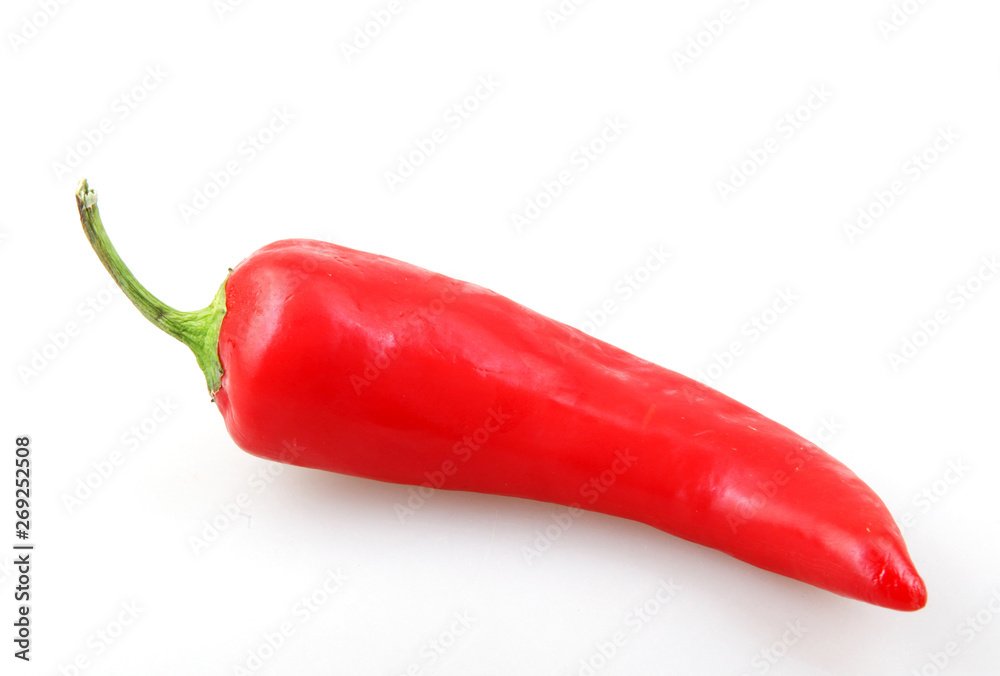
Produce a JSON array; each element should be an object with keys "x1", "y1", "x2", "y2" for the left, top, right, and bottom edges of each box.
[{"x1": 213, "y1": 239, "x2": 926, "y2": 611}]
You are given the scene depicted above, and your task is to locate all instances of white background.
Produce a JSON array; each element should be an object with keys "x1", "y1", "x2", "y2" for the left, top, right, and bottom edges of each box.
[{"x1": 2, "y1": 0, "x2": 999, "y2": 674}]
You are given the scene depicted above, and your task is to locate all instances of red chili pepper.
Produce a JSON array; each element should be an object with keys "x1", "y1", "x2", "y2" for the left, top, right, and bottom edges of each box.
[{"x1": 76, "y1": 180, "x2": 926, "y2": 611}]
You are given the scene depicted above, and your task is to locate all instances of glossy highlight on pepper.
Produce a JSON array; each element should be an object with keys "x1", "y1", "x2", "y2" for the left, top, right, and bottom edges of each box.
[{"x1": 75, "y1": 179, "x2": 926, "y2": 612}]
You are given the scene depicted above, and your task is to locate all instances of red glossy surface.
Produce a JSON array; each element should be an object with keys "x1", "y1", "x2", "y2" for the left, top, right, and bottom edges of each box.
[{"x1": 214, "y1": 239, "x2": 926, "y2": 611}]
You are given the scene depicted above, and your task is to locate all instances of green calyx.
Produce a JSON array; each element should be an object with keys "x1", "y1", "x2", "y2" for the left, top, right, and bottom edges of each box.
[{"x1": 75, "y1": 179, "x2": 228, "y2": 397}]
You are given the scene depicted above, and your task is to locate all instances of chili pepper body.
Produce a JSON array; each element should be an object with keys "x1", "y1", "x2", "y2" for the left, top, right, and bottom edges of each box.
[{"x1": 212, "y1": 239, "x2": 926, "y2": 611}]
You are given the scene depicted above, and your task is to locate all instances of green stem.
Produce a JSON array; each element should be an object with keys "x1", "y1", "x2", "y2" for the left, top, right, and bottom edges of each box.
[{"x1": 75, "y1": 178, "x2": 228, "y2": 397}]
